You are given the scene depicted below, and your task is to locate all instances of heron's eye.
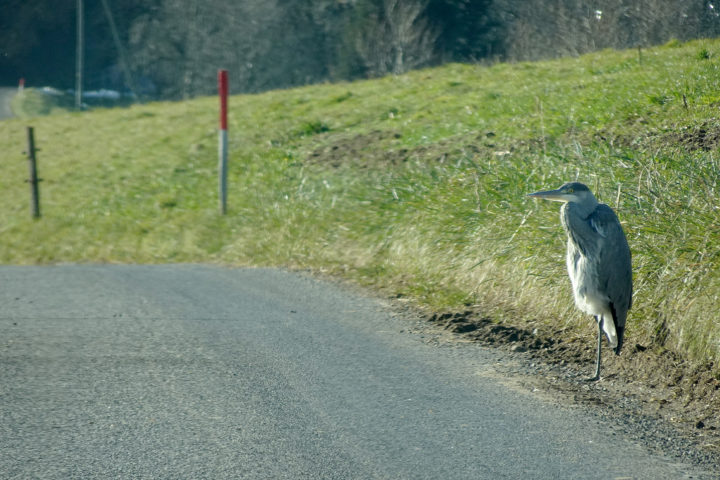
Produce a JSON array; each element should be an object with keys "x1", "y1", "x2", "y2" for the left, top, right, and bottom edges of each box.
[{"x1": 566, "y1": 187, "x2": 574, "y2": 194}]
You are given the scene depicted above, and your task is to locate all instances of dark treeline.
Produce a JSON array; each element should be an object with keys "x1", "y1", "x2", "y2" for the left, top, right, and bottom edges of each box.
[{"x1": 1, "y1": 0, "x2": 719, "y2": 99}]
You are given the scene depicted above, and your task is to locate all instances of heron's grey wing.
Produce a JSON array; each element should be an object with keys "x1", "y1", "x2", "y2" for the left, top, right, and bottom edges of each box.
[{"x1": 588, "y1": 204, "x2": 633, "y2": 316}]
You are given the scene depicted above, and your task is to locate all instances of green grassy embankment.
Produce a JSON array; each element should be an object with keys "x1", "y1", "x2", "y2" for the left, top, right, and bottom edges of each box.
[
  {"x1": 9, "y1": 88, "x2": 75, "y2": 117},
  {"x1": 2, "y1": 39, "x2": 720, "y2": 372}
]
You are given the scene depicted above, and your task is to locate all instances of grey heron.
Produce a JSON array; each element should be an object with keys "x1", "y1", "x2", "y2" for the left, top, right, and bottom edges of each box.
[{"x1": 528, "y1": 182, "x2": 632, "y2": 381}]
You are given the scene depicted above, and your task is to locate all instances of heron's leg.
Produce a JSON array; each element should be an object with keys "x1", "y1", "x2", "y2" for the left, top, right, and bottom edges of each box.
[{"x1": 589, "y1": 317, "x2": 602, "y2": 381}]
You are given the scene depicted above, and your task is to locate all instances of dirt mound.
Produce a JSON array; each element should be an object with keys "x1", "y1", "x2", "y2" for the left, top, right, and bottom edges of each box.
[
  {"x1": 429, "y1": 311, "x2": 555, "y2": 351},
  {"x1": 306, "y1": 130, "x2": 500, "y2": 169},
  {"x1": 596, "y1": 121, "x2": 720, "y2": 151},
  {"x1": 666, "y1": 123, "x2": 720, "y2": 151},
  {"x1": 307, "y1": 130, "x2": 407, "y2": 168}
]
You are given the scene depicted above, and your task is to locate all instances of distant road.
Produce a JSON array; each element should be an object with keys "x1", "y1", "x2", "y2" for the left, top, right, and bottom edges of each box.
[
  {"x1": 0, "y1": 87, "x2": 16, "y2": 119},
  {"x1": 0, "y1": 265, "x2": 714, "y2": 479}
]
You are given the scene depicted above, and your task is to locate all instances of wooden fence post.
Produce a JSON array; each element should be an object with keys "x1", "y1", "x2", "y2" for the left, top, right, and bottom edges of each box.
[{"x1": 25, "y1": 126, "x2": 41, "y2": 218}]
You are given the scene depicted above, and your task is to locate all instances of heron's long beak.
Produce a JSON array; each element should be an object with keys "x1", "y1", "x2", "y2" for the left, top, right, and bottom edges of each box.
[{"x1": 527, "y1": 188, "x2": 567, "y2": 202}]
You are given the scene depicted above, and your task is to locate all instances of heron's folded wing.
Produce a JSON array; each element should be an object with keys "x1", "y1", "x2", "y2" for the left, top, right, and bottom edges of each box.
[{"x1": 589, "y1": 204, "x2": 633, "y2": 312}]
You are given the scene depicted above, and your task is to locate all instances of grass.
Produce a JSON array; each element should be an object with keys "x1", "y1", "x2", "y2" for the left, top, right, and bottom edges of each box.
[
  {"x1": 10, "y1": 88, "x2": 133, "y2": 118},
  {"x1": 2, "y1": 39, "x2": 720, "y2": 368},
  {"x1": 10, "y1": 88, "x2": 75, "y2": 117}
]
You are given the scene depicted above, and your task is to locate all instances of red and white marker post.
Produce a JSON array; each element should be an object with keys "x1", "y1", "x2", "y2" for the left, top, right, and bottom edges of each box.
[{"x1": 218, "y1": 69, "x2": 229, "y2": 214}]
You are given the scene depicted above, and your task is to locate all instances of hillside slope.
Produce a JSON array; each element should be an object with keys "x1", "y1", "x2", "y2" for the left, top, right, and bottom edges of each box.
[{"x1": 2, "y1": 38, "x2": 720, "y2": 452}]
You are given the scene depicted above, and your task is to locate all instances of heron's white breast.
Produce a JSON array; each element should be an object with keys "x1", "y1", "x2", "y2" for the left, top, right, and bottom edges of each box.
[{"x1": 566, "y1": 243, "x2": 611, "y2": 317}]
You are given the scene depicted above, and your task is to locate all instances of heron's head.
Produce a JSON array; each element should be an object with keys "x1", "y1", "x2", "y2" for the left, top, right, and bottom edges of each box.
[{"x1": 527, "y1": 182, "x2": 598, "y2": 209}]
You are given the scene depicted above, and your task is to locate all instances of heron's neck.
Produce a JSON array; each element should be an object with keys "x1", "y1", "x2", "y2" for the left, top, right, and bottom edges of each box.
[{"x1": 566, "y1": 199, "x2": 598, "y2": 219}]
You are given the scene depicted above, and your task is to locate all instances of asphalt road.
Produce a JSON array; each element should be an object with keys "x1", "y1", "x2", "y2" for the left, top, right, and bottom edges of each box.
[
  {"x1": 0, "y1": 265, "x2": 713, "y2": 479},
  {"x1": 0, "y1": 87, "x2": 16, "y2": 119}
]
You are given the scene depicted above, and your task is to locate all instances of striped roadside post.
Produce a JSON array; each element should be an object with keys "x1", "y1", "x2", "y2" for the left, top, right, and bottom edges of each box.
[{"x1": 218, "y1": 69, "x2": 229, "y2": 215}]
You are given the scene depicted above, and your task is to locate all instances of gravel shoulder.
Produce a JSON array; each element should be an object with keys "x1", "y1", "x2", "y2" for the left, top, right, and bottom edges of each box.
[{"x1": 384, "y1": 297, "x2": 720, "y2": 472}]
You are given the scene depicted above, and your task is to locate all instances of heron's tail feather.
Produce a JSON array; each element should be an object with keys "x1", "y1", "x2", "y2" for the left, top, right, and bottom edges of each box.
[{"x1": 614, "y1": 325, "x2": 624, "y2": 355}]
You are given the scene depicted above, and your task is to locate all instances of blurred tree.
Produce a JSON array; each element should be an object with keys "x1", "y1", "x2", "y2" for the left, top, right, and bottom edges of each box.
[
  {"x1": 0, "y1": 0, "x2": 76, "y2": 86},
  {"x1": 0, "y1": 0, "x2": 149, "y2": 88},
  {"x1": 428, "y1": 0, "x2": 501, "y2": 61},
  {"x1": 3, "y1": 0, "x2": 720, "y2": 97},
  {"x1": 354, "y1": 0, "x2": 439, "y2": 76},
  {"x1": 493, "y1": 0, "x2": 720, "y2": 62}
]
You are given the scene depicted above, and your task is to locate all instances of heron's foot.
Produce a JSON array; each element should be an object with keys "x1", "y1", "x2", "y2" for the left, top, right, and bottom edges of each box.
[{"x1": 584, "y1": 374, "x2": 600, "y2": 382}]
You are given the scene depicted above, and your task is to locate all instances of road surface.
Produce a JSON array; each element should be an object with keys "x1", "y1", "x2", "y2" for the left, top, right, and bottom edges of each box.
[
  {"x1": 0, "y1": 87, "x2": 16, "y2": 119},
  {"x1": 0, "y1": 265, "x2": 713, "y2": 478}
]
